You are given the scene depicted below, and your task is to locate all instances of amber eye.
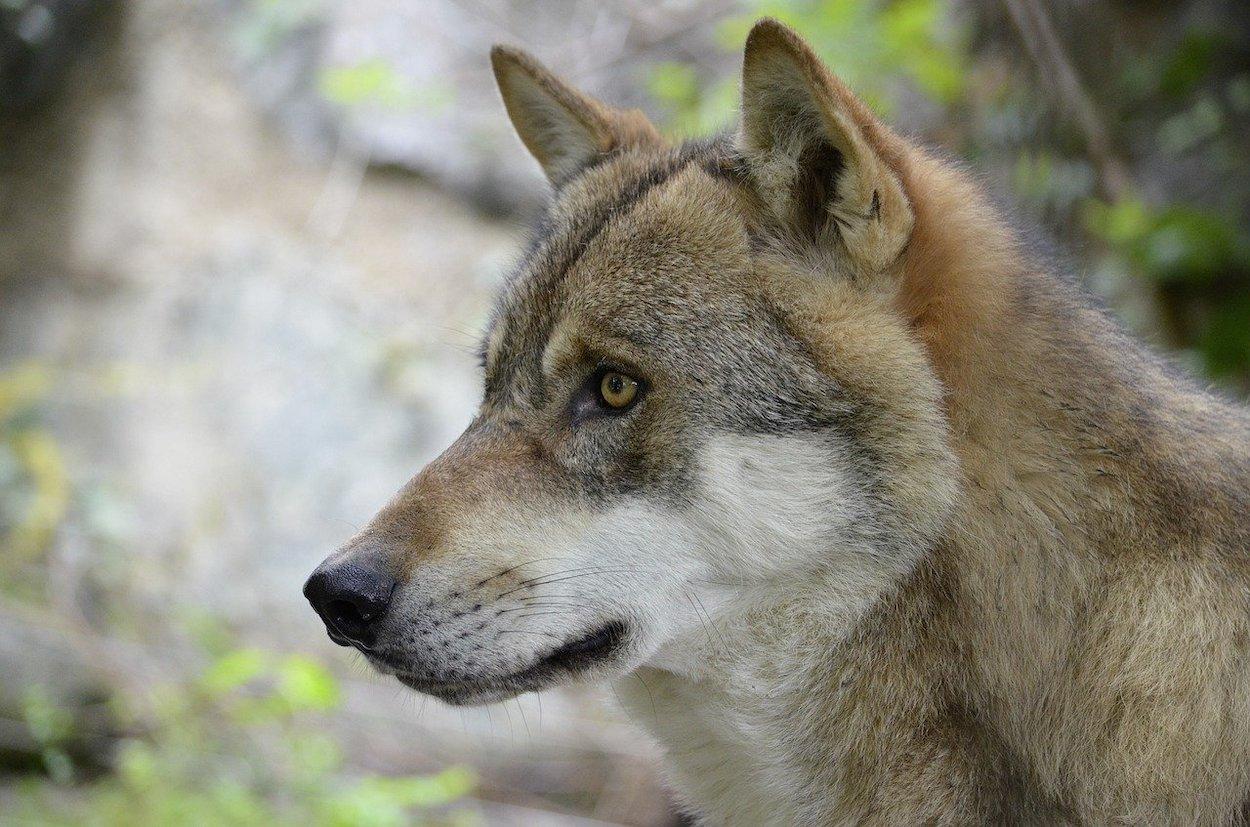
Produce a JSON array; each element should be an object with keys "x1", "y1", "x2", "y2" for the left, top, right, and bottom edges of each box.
[{"x1": 599, "y1": 370, "x2": 640, "y2": 409}]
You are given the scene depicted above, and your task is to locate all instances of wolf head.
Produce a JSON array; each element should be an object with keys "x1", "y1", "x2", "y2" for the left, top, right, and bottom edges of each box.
[{"x1": 305, "y1": 20, "x2": 962, "y2": 705}]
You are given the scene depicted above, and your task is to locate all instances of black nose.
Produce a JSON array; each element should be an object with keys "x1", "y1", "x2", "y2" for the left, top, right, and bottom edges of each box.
[{"x1": 303, "y1": 562, "x2": 396, "y2": 648}]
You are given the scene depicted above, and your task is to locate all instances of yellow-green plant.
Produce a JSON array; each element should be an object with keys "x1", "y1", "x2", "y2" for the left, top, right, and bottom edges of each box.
[
  {"x1": 0, "y1": 363, "x2": 68, "y2": 597},
  {"x1": 12, "y1": 640, "x2": 476, "y2": 827}
]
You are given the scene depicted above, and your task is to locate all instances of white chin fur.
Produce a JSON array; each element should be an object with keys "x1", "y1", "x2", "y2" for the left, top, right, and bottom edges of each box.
[{"x1": 606, "y1": 431, "x2": 908, "y2": 677}]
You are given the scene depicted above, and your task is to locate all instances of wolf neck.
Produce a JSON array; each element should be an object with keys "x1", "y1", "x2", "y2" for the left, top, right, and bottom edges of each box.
[
  {"x1": 893, "y1": 149, "x2": 1250, "y2": 754},
  {"x1": 897, "y1": 147, "x2": 1241, "y2": 542},
  {"x1": 620, "y1": 152, "x2": 1250, "y2": 821}
]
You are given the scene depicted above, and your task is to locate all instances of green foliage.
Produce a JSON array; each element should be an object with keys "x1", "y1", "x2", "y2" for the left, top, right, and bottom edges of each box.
[
  {"x1": 0, "y1": 363, "x2": 68, "y2": 599},
  {"x1": 200, "y1": 647, "x2": 269, "y2": 695},
  {"x1": 1086, "y1": 197, "x2": 1250, "y2": 380},
  {"x1": 235, "y1": 0, "x2": 454, "y2": 113},
  {"x1": 1158, "y1": 94, "x2": 1225, "y2": 156},
  {"x1": 276, "y1": 655, "x2": 343, "y2": 712},
  {"x1": 0, "y1": 363, "x2": 142, "y2": 608},
  {"x1": 1228, "y1": 75, "x2": 1250, "y2": 115},
  {"x1": 645, "y1": 61, "x2": 738, "y2": 137},
  {"x1": 318, "y1": 61, "x2": 453, "y2": 112},
  {"x1": 1160, "y1": 32, "x2": 1224, "y2": 98},
  {"x1": 22, "y1": 686, "x2": 77, "y2": 784},
  {"x1": 720, "y1": 0, "x2": 967, "y2": 111},
  {"x1": 1085, "y1": 198, "x2": 1250, "y2": 286},
  {"x1": 647, "y1": 0, "x2": 967, "y2": 136},
  {"x1": 1202, "y1": 296, "x2": 1250, "y2": 381},
  {"x1": 319, "y1": 771, "x2": 477, "y2": 827},
  {"x1": 10, "y1": 640, "x2": 475, "y2": 826}
]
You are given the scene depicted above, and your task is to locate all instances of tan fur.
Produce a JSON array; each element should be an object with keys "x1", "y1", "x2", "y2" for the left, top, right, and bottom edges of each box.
[
  {"x1": 738, "y1": 21, "x2": 913, "y2": 274},
  {"x1": 313, "y1": 19, "x2": 1250, "y2": 825},
  {"x1": 490, "y1": 45, "x2": 662, "y2": 183}
]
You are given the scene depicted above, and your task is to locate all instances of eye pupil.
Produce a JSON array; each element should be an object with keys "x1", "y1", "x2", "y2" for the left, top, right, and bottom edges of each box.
[{"x1": 599, "y1": 370, "x2": 639, "y2": 409}]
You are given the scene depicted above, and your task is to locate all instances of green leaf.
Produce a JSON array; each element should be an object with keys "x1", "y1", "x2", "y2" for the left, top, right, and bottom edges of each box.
[
  {"x1": 317, "y1": 60, "x2": 450, "y2": 111},
  {"x1": 22, "y1": 686, "x2": 73, "y2": 746},
  {"x1": 276, "y1": 654, "x2": 341, "y2": 711},
  {"x1": 1158, "y1": 95, "x2": 1224, "y2": 155},
  {"x1": 323, "y1": 767, "x2": 476, "y2": 826},
  {"x1": 384, "y1": 765, "x2": 476, "y2": 807},
  {"x1": 1085, "y1": 197, "x2": 1248, "y2": 285},
  {"x1": 1084, "y1": 198, "x2": 1151, "y2": 246},
  {"x1": 1160, "y1": 32, "x2": 1221, "y2": 98},
  {"x1": 183, "y1": 610, "x2": 238, "y2": 658},
  {"x1": 201, "y1": 648, "x2": 268, "y2": 696},
  {"x1": 0, "y1": 362, "x2": 52, "y2": 421},
  {"x1": 116, "y1": 740, "x2": 160, "y2": 791},
  {"x1": 647, "y1": 62, "x2": 699, "y2": 107},
  {"x1": 1201, "y1": 296, "x2": 1250, "y2": 379},
  {"x1": 882, "y1": 0, "x2": 966, "y2": 103},
  {"x1": 41, "y1": 747, "x2": 74, "y2": 785},
  {"x1": 650, "y1": 0, "x2": 969, "y2": 138},
  {"x1": 291, "y1": 732, "x2": 343, "y2": 776},
  {"x1": 233, "y1": 0, "x2": 325, "y2": 61},
  {"x1": 1145, "y1": 206, "x2": 1242, "y2": 282}
]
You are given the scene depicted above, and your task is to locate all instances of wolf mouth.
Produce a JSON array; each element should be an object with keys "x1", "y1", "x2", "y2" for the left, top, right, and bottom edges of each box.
[{"x1": 386, "y1": 620, "x2": 628, "y2": 705}]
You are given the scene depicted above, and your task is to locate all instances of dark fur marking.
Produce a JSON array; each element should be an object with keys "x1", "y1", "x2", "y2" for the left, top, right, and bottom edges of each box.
[
  {"x1": 524, "y1": 152, "x2": 699, "y2": 292},
  {"x1": 700, "y1": 149, "x2": 752, "y2": 187},
  {"x1": 793, "y1": 140, "x2": 844, "y2": 242},
  {"x1": 552, "y1": 147, "x2": 622, "y2": 193},
  {"x1": 519, "y1": 139, "x2": 724, "y2": 298}
]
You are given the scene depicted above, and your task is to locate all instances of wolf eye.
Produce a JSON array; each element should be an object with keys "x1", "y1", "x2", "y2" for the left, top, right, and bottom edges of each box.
[{"x1": 599, "y1": 371, "x2": 640, "y2": 409}]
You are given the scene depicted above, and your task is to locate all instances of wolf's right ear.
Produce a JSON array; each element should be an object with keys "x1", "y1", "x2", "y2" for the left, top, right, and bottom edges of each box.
[
  {"x1": 736, "y1": 20, "x2": 913, "y2": 274},
  {"x1": 490, "y1": 46, "x2": 662, "y2": 186}
]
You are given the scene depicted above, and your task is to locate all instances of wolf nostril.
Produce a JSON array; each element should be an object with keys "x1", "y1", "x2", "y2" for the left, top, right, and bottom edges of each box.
[
  {"x1": 327, "y1": 598, "x2": 370, "y2": 628},
  {"x1": 303, "y1": 562, "x2": 396, "y2": 647}
]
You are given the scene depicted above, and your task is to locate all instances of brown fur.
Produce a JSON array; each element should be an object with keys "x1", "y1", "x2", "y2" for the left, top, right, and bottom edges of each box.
[
  {"x1": 754, "y1": 25, "x2": 1250, "y2": 821},
  {"x1": 313, "y1": 19, "x2": 1250, "y2": 824}
]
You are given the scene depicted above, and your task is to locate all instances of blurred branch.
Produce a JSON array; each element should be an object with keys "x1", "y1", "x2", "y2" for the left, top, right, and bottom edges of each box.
[{"x1": 1001, "y1": 0, "x2": 1132, "y2": 200}]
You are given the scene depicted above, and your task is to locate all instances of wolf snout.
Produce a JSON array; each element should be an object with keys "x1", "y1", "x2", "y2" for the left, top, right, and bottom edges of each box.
[{"x1": 303, "y1": 561, "x2": 397, "y2": 648}]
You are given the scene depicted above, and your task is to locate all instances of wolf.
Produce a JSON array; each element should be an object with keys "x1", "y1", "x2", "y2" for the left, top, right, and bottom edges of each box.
[{"x1": 304, "y1": 19, "x2": 1250, "y2": 824}]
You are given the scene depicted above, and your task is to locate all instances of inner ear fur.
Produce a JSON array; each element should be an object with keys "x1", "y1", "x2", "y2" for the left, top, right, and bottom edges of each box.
[
  {"x1": 490, "y1": 45, "x2": 663, "y2": 186},
  {"x1": 737, "y1": 19, "x2": 913, "y2": 273}
]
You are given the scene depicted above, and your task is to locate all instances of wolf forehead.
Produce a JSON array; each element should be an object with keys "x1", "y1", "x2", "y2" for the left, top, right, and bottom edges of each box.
[
  {"x1": 477, "y1": 138, "x2": 854, "y2": 444},
  {"x1": 488, "y1": 141, "x2": 745, "y2": 347}
]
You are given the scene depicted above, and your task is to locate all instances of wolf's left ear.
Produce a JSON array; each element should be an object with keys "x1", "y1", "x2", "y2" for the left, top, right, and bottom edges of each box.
[
  {"x1": 491, "y1": 46, "x2": 662, "y2": 186},
  {"x1": 736, "y1": 19, "x2": 912, "y2": 273}
]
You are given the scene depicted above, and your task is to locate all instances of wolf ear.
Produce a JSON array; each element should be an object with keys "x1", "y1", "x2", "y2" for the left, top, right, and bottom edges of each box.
[
  {"x1": 736, "y1": 19, "x2": 912, "y2": 273},
  {"x1": 490, "y1": 46, "x2": 662, "y2": 186}
]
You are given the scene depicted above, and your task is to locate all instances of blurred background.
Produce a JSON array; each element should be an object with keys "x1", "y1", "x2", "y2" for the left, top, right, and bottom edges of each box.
[{"x1": 0, "y1": 0, "x2": 1247, "y2": 824}]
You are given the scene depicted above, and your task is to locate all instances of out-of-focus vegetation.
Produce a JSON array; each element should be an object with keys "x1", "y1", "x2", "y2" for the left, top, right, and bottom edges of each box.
[
  {"x1": 649, "y1": 0, "x2": 968, "y2": 134},
  {"x1": 10, "y1": 627, "x2": 475, "y2": 826},
  {"x1": 2, "y1": 364, "x2": 474, "y2": 824},
  {"x1": 2, "y1": 0, "x2": 1247, "y2": 824},
  {"x1": 0, "y1": 364, "x2": 67, "y2": 601}
]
